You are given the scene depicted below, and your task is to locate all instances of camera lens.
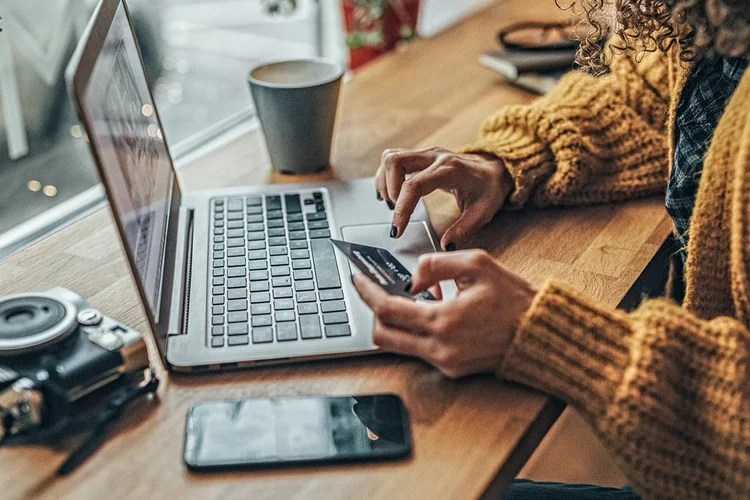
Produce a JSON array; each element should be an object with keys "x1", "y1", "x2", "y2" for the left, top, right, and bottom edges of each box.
[{"x1": 0, "y1": 295, "x2": 77, "y2": 355}]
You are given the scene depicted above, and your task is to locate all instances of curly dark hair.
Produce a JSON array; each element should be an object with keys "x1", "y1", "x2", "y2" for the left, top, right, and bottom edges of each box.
[{"x1": 562, "y1": 0, "x2": 750, "y2": 73}]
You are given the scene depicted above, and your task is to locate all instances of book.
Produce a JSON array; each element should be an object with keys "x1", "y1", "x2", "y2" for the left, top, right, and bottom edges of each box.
[{"x1": 479, "y1": 48, "x2": 576, "y2": 95}]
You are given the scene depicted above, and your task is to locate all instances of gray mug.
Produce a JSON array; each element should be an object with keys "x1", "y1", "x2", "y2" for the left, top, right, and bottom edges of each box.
[{"x1": 248, "y1": 59, "x2": 344, "y2": 175}]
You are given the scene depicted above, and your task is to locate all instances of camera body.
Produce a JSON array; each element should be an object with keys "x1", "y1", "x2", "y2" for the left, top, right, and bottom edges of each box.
[{"x1": 0, "y1": 287, "x2": 149, "y2": 440}]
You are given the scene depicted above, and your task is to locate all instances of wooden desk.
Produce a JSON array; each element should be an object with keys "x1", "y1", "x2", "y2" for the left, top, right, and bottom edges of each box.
[{"x1": 0, "y1": 1, "x2": 672, "y2": 499}]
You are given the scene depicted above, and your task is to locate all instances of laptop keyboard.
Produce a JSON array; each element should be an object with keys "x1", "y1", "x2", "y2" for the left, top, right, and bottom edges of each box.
[{"x1": 208, "y1": 191, "x2": 351, "y2": 348}]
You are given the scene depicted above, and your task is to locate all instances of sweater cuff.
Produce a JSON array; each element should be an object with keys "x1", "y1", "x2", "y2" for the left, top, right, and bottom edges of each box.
[{"x1": 499, "y1": 281, "x2": 633, "y2": 415}]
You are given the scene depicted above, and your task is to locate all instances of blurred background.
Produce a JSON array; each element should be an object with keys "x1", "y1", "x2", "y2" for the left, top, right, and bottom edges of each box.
[{"x1": 0, "y1": 0, "x2": 490, "y2": 259}]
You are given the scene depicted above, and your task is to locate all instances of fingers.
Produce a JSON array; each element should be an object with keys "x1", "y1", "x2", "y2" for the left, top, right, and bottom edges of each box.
[
  {"x1": 352, "y1": 274, "x2": 433, "y2": 331},
  {"x1": 372, "y1": 319, "x2": 430, "y2": 359},
  {"x1": 378, "y1": 148, "x2": 444, "y2": 204},
  {"x1": 410, "y1": 250, "x2": 494, "y2": 293},
  {"x1": 391, "y1": 161, "x2": 457, "y2": 238},
  {"x1": 440, "y1": 199, "x2": 497, "y2": 250}
]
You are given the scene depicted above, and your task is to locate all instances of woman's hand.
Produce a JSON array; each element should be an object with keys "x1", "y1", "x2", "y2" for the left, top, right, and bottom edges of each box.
[
  {"x1": 376, "y1": 147, "x2": 513, "y2": 250},
  {"x1": 352, "y1": 250, "x2": 538, "y2": 378}
]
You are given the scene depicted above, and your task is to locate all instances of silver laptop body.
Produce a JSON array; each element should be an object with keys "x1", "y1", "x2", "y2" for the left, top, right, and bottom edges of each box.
[{"x1": 66, "y1": 0, "x2": 447, "y2": 372}]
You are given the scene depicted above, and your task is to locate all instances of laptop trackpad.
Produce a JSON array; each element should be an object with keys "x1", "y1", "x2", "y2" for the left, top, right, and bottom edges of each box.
[{"x1": 340, "y1": 222, "x2": 457, "y2": 299}]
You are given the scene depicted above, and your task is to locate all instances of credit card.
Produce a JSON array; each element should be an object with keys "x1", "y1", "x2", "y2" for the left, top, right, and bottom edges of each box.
[{"x1": 331, "y1": 239, "x2": 436, "y2": 301}]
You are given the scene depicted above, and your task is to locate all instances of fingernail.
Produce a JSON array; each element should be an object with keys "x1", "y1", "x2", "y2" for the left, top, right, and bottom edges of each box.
[
  {"x1": 390, "y1": 225, "x2": 398, "y2": 238},
  {"x1": 445, "y1": 242, "x2": 456, "y2": 252},
  {"x1": 404, "y1": 281, "x2": 412, "y2": 293},
  {"x1": 386, "y1": 201, "x2": 395, "y2": 210},
  {"x1": 376, "y1": 190, "x2": 382, "y2": 200},
  {"x1": 351, "y1": 274, "x2": 358, "y2": 285}
]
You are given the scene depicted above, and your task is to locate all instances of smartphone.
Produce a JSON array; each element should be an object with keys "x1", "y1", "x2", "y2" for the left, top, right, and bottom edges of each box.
[{"x1": 184, "y1": 394, "x2": 412, "y2": 470}]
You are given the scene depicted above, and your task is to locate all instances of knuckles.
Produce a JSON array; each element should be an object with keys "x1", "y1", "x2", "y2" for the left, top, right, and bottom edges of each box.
[{"x1": 467, "y1": 249, "x2": 493, "y2": 269}]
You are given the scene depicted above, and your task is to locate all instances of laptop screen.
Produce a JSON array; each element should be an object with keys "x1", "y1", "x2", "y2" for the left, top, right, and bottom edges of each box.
[{"x1": 78, "y1": 1, "x2": 175, "y2": 317}]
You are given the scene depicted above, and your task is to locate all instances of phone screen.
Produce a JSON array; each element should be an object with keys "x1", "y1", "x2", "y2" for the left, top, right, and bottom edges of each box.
[{"x1": 184, "y1": 394, "x2": 412, "y2": 469}]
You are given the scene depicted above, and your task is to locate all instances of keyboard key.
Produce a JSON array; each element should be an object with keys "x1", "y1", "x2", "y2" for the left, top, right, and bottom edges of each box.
[
  {"x1": 295, "y1": 280, "x2": 315, "y2": 292},
  {"x1": 311, "y1": 239, "x2": 341, "y2": 290},
  {"x1": 211, "y1": 326, "x2": 225, "y2": 336},
  {"x1": 273, "y1": 276, "x2": 292, "y2": 288},
  {"x1": 285, "y1": 194, "x2": 302, "y2": 213},
  {"x1": 274, "y1": 287, "x2": 293, "y2": 299},
  {"x1": 213, "y1": 227, "x2": 224, "y2": 236},
  {"x1": 308, "y1": 220, "x2": 329, "y2": 230},
  {"x1": 247, "y1": 222, "x2": 264, "y2": 232},
  {"x1": 293, "y1": 270, "x2": 313, "y2": 281},
  {"x1": 212, "y1": 305, "x2": 225, "y2": 315},
  {"x1": 228, "y1": 312, "x2": 248, "y2": 323},
  {"x1": 300, "y1": 315, "x2": 323, "y2": 339},
  {"x1": 267, "y1": 219, "x2": 284, "y2": 229},
  {"x1": 249, "y1": 270, "x2": 269, "y2": 281},
  {"x1": 274, "y1": 299, "x2": 294, "y2": 310},
  {"x1": 315, "y1": 202, "x2": 325, "y2": 212},
  {"x1": 291, "y1": 249, "x2": 310, "y2": 260},
  {"x1": 247, "y1": 196, "x2": 262, "y2": 206},
  {"x1": 211, "y1": 315, "x2": 224, "y2": 326},
  {"x1": 213, "y1": 268, "x2": 225, "y2": 277},
  {"x1": 323, "y1": 312, "x2": 348, "y2": 325},
  {"x1": 247, "y1": 231, "x2": 266, "y2": 241},
  {"x1": 227, "y1": 238, "x2": 244, "y2": 247},
  {"x1": 268, "y1": 228, "x2": 286, "y2": 238},
  {"x1": 287, "y1": 213, "x2": 303, "y2": 223},
  {"x1": 252, "y1": 315, "x2": 272, "y2": 328},
  {"x1": 322, "y1": 301, "x2": 346, "y2": 313},
  {"x1": 292, "y1": 259, "x2": 311, "y2": 270},
  {"x1": 213, "y1": 243, "x2": 224, "y2": 252},
  {"x1": 271, "y1": 255, "x2": 289, "y2": 266},
  {"x1": 249, "y1": 260, "x2": 268, "y2": 271},
  {"x1": 271, "y1": 266, "x2": 290, "y2": 277},
  {"x1": 269, "y1": 237, "x2": 287, "y2": 247},
  {"x1": 276, "y1": 323, "x2": 298, "y2": 342},
  {"x1": 289, "y1": 231, "x2": 306, "y2": 241},
  {"x1": 228, "y1": 323, "x2": 249, "y2": 336},
  {"x1": 269, "y1": 247, "x2": 288, "y2": 256},
  {"x1": 212, "y1": 296, "x2": 224, "y2": 305},
  {"x1": 307, "y1": 212, "x2": 327, "y2": 221},
  {"x1": 266, "y1": 195, "x2": 282, "y2": 210},
  {"x1": 267, "y1": 210, "x2": 283, "y2": 220},
  {"x1": 227, "y1": 267, "x2": 246, "y2": 278},
  {"x1": 227, "y1": 220, "x2": 243, "y2": 229},
  {"x1": 319, "y1": 289, "x2": 344, "y2": 301},
  {"x1": 227, "y1": 277, "x2": 246, "y2": 288},
  {"x1": 213, "y1": 251, "x2": 224, "y2": 260},
  {"x1": 214, "y1": 220, "x2": 224, "y2": 228},
  {"x1": 287, "y1": 222, "x2": 305, "y2": 231},
  {"x1": 213, "y1": 235, "x2": 224, "y2": 244},
  {"x1": 227, "y1": 212, "x2": 243, "y2": 221},
  {"x1": 310, "y1": 229, "x2": 331, "y2": 239},
  {"x1": 227, "y1": 229, "x2": 244, "y2": 238},
  {"x1": 228, "y1": 289, "x2": 247, "y2": 300},
  {"x1": 247, "y1": 240, "x2": 266, "y2": 250},
  {"x1": 252, "y1": 327, "x2": 273, "y2": 344},
  {"x1": 212, "y1": 286, "x2": 225, "y2": 295},
  {"x1": 212, "y1": 277, "x2": 225, "y2": 286},
  {"x1": 312, "y1": 191, "x2": 323, "y2": 200},
  {"x1": 251, "y1": 303, "x2": 272, "y2": 315},
  {"x1": 228, "y1": 299, "x2": 248, "y2": 312},
  {"x1": 248, "y1": 250, "x2": 267, "y2": 260},
  {"x1": 228, "y1": 336, "x2": 250, "y2": 346},
  {"x1": 247, "y1": 206, "x2": 263, "y2": 215},
  {"x1": 214, "y1": 199, "x2": 225, "y2": 205},
  {"x1": 304, "y1": 198, "x2": 315, "y2": 205},
  {"x1": 211, "y1": 337, "x2": 225, "y2": 348},
  {"x1": 250, "y1": 292, "x2": 271, "y2": 303},
  {"x1": 325, "y1": 324, "x2": 352, "y2": 338},
  {"x1": 251, "y1": 281, "x2": 270, "y2": 292},
  {"x1": 227, "y1": 247, "x2": 244, "y2": 257},
  {"x1": 275, "y1": 310, "x2": 296, "y2": 322},
  {"x1": 298, "y1": 302, "x2": 318, "y2": 315},
  {"x1": 247, "y1": 214, "x2": 264, "y2": 224},
  {"x1": 296, "y1": 291, "x2": 316, "y2": 303},
  {"x1": 227, "y1": 257, "x2": 245, "y2": 267},
  {"x1": 290, "y1": 240, "x2": 308, "y2": 250},
  {"x1": 227, "y1": 198, "x2": 243, "y2": 211}
]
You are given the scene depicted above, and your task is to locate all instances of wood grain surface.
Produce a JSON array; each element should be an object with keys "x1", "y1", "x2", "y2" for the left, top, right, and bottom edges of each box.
[{"x1": 0, "y1": 1, "x2": 672, "y2": 499}]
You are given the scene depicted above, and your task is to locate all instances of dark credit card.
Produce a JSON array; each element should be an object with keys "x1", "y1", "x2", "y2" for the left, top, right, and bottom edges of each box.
[{"x1": 331, "y1": 239, "x2": 436, "y2": 301}]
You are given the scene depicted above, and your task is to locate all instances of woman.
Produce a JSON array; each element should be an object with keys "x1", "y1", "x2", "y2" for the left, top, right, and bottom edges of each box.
[{"x1": 352, "y1": 1, "x2": 750, "y2": 498}]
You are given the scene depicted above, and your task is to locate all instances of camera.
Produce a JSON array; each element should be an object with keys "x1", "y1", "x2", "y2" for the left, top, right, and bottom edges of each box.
[{"x1": 0, "y1": 287, "x2": 150, "y2": 441}]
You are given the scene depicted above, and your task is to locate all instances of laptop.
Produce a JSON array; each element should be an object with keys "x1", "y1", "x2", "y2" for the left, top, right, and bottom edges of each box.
[{"x1": 66, "y1": 0, "x2": 450, "y2": 372}]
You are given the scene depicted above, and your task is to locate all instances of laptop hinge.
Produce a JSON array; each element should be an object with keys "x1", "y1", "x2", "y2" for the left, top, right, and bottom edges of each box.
[{"x1": 168, "y1": 207, "x2": 194, "y2": 336}]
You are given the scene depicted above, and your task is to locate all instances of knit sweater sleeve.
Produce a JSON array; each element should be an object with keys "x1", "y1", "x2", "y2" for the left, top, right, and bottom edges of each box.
[
  {"x1": 461, "y1": 51, "x2": 671, "y2": 207},
  {"x1": 502, "y1": 282, "x2": 750, "y2": 499}
]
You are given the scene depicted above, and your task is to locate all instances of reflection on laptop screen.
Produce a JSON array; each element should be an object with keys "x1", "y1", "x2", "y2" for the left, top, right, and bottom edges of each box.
[{"x1": 81, "y1": 3, "x2": 174, "y2": 317}]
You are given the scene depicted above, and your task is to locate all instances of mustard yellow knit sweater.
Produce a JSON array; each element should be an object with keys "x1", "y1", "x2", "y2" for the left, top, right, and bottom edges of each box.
[{"x1": 462, "y1": 48, "x2": 750, "y2": 499}]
